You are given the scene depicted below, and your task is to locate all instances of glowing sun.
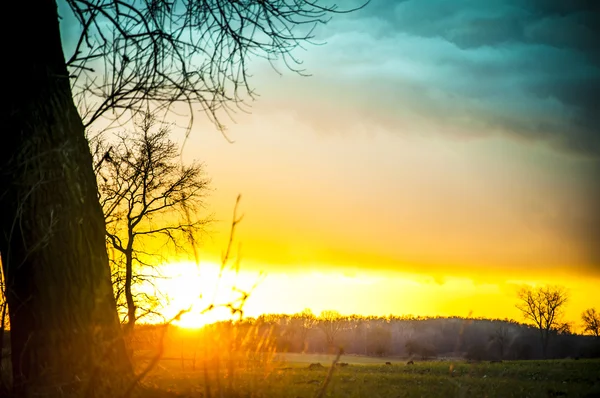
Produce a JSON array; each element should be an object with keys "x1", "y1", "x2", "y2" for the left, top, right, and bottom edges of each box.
[{"x1": 135, "y1": 261, "x2": 262, "y2": 328}]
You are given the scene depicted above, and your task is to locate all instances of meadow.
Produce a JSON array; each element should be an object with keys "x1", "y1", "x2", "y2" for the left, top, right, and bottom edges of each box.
[{"x1": 139, "y1": 354, "x2": 600, "y2": 398}]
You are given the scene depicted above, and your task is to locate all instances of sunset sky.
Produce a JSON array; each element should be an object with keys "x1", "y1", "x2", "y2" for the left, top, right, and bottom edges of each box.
[{"x1": 61, "y1": 1, "x2": 600, "y2": 329}]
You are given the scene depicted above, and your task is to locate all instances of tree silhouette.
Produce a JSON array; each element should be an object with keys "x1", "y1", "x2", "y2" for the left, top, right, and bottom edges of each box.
[
  {"x1": 516, "y1": 285, "x2": 568, "y2": 358},
  {"x1": 489, "y1": 322, "x2": 511, "y2": 360},
  {"x1": 582, "y1": 308, "x2": 600, "y2": 337},
  {"x1": 318, "y1": 310, "x2": 345, "y2": 351},
  {"x1": 94, "y1": 114, "x2": 210, "y2": 333},
  {"x1": 291, "y1": 308, "x2": 316, "y2": 352},
  {"x1": 0, "y1": 1, "x2": 365, "y2": 395}
]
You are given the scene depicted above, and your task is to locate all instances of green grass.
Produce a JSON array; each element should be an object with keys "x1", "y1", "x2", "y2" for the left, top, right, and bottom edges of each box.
[{"x1": 139, "y1": 355, "x2": 600, "y2": 397}]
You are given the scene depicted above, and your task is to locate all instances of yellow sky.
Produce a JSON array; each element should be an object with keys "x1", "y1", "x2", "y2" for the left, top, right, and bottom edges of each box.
[
  {"x1": 130, "y1": 94, "x2": 600, "y2": 331},
  {"x1": 142, "y1": 260, "x2": 598, "y2": 332}
]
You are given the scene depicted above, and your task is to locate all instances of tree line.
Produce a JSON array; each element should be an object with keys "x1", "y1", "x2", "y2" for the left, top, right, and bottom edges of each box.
[{"x1": 132, "y1": 310, "x2": 600, "y2": 363}]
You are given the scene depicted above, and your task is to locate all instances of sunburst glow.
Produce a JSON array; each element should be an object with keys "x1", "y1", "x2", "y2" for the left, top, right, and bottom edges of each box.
[
  {"x1": 130, "y1": 260, "x2": 599, "y2": 330},
  {"x1": 134, "y1": 261, "x2": 263, "y2": 328}
]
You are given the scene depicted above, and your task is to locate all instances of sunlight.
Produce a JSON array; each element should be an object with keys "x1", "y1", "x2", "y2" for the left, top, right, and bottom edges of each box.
[
  {"x1": 130, "y1": 261, "x2": 597, "y2": 329},
  {"x1": 134, "y1": 261, "x2": 264, "y2": 328}
]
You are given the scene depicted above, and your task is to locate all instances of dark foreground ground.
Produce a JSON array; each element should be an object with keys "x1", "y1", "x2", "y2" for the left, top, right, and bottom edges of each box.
[{"x1": 138, "y1": 355, "x2": 600, "y2": 398}]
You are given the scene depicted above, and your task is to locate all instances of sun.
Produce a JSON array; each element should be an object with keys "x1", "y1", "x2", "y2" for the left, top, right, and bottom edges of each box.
[{"x1": 135, "y1": 261, "x2": 262, "y2": 329}]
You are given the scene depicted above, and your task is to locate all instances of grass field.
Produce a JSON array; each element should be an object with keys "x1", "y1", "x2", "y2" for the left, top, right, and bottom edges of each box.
[{"x1": 139, "y1": 353, "x2": 600, "y2": 397}]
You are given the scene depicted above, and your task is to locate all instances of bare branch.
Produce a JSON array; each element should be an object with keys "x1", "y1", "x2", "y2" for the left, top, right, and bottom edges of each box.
[
  {"x1": 94, "y1": 113, "x2": 210, "y2": 330},
  {"x1": 515, "y1": 285, "x2": 568, "y2": 358},
  {"x1": 582, "y1": 308, "x2": 600, "y2": 337},
  {"x1": 64, "y1": 0, "x2": 369, "y2": 136}
]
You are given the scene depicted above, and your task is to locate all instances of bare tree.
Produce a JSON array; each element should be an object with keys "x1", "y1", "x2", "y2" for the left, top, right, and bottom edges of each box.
[
  {"x1": 318, "y1": 310, "x2": 345, "y2": 352},
  {"x1": 1, "y1": 0, "x2": 365, "y2": 394},
  {"x1": 94, "y1": 114, "x2": 210, "y2": 333},
  {"x1": 582, "y1": 308, "x2": 600, "y2": 337},
  {"x1": 488, "y1": 322, "x2": 511, "y2": 360},
  {"x1": 555, "y1": 321, "x2": 573, "y2": 336},
  {"x1": 516, "y1": 285, "x2": 568, "y2": 358},
  {"x1": 290, "y1": 308, "x2": 316, "y2": 352},
  {"x1": 67, "y1": 0, "x2": 367, "y2": 134}
]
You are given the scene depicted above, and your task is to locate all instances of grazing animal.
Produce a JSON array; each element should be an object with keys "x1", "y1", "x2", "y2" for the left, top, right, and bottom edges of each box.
[
  {"x1": 406, "y1": 360, "x2": 414, "y2": 365},
  {"x1": 336, "y1": 362, "x2": 349, "y2": 367},
  {"x1": 385, "y1": 362, "x2": 392, "y2": 365},
  {"x1": 308, "y1": 363, "x2": 324, "y2": 370}
]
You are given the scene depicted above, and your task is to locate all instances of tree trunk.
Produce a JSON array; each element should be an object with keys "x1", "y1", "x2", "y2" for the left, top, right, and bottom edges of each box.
[
  {"x1": 541, "y1": 329, "x2": 548, "y2": 359},
  {"x1": 0, "y1": 300, "x2": 6, "y2": 355},
  {"x1": 0, "y1": 299, "x2": 7, "y2": 393},
  {"x1": 125, "y1": 247, "x2": 137, "y2": 334},
  {"x1": 0, "y1": 1, "x2": 133, "y2": 396}
]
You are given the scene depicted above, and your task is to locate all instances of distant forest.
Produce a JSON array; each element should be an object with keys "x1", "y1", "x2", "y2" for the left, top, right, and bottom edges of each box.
[{"x1": 132, "y1": 314, "x2": 600, "y2": 362}]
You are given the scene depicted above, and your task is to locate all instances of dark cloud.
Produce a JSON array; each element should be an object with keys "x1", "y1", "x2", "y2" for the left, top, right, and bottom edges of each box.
[
  {"x1": 291, "y1": 0, "x2": 600, "y2": 158},
  {"x1": 357, "y1": 0, "x2": 600, "y2": 50},
  {"x1": 57, "y1": 0, "x2": 600, "y2": 157}
]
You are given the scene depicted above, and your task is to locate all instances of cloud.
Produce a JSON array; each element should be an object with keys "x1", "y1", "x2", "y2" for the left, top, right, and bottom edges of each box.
[
  {"x1": 57, "y1": 0, "x2": 600, "y2": 157},
  {"x1": 253, "y1": 0, "x2": 600, "y2": 157},
  {"x1": 287, "y1": 1, "x2": 600, "y2": 269}
]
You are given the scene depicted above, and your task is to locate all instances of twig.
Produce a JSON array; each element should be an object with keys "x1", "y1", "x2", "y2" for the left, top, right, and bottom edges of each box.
[
  {"x1": 120, "y1": 309, "x2": 190, "y2": 398},
  {"x1": 314, "y1": 347, "x2": 343, "y2": 398}
]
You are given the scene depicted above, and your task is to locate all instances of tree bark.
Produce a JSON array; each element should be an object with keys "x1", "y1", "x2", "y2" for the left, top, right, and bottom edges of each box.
[
  {"x1": 0, "y1": 1, "x2": 133, "y2": 396},
  {"x1": 125, "y1": 246, "x2": 137, "y2": 334},
  {"x1": 540, "y1": 329, "x2": 549, "y2": 359}
]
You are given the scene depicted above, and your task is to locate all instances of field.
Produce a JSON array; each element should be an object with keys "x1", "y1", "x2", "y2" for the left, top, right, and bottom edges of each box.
[{"x1": 139, "y1": 354, "x2": 600, "y2": 397}]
